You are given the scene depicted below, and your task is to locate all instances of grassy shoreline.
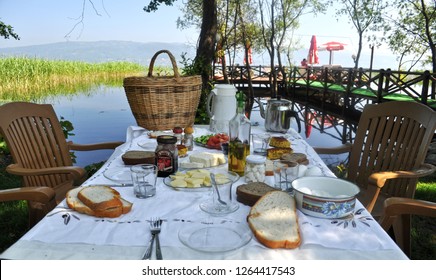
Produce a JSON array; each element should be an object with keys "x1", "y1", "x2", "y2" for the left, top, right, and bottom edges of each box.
[{"x1": 0, "y1": 57, "x2": 146, "y2": 102}]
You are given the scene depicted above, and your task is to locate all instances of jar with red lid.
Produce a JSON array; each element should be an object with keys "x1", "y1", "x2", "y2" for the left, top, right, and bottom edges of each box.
[{"x1": 155, "y1": 135, "x2": 178, "y2": 177}]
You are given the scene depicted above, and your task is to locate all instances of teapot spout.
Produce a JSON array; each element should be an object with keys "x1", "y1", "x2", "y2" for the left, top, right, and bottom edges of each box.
[{"x1": 254, "y1": 98, "x2": 266, "y2": 119}]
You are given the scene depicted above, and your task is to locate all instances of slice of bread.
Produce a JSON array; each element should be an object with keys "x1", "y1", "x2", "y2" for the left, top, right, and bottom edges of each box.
[
  {"x1": 66, "y1": 187, "x2": 96, "y2": 216},
  {"x1": 280, "y1": 152, "x2": 309, "y2": 165},
  {"x1": 78, "y1": 185, "x2": 122, "y2": 212},
  {"x1": 122, "y1": 150, "x2": 155, "y2": 165},
  {"x1": 266, "y1": 148, "x2": 293, "y2": 160},
  {"x1": 236, "y1": 182, "x2": 276, "y2": 206},
  {"x1": 247, "y1": 191, "x2": 301, "y2": 249},
  {"x1": 67, "y1": 186, "x2": 133, "y2": 218},
  {"x1": 269, "y1": 136, "x2": 291, "y2": 148}
]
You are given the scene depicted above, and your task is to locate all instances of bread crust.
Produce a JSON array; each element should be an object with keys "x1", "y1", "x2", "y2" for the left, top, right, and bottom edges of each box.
[
  {"x1": 247, "y1": 191, "x2": 301, "y2": 249},
  {"x1": 66, "y1": 186, "x2": 133, "y2": 218}
]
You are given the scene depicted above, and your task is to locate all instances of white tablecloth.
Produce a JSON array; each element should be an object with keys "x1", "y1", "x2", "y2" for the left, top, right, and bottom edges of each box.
[{"x1": 0, "y1": 126, "x2": 407, "y2": 260}]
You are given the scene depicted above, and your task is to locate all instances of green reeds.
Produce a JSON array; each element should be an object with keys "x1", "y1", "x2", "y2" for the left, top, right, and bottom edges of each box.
[{"x1": 0, "y1": 57, "x2": 146, "y2": 102}]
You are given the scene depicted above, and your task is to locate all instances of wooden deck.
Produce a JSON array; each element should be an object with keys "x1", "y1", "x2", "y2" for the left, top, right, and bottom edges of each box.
[{"x1": 213, "y1": 65, "x2": 436, "y2": 116}]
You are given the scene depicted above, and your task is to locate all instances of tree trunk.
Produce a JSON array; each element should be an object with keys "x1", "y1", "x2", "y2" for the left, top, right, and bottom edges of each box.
[{"x1": 194, "y1": 0, "x2": 218, "y2": 124}]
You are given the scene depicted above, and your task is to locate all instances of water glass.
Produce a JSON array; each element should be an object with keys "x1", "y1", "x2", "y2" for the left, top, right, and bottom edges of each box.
[
  {"x1": 273, "y1": 160, "x2": 300, "y2": 192},
  {"x1": 131, "y1": 164, "x2": 158, "y2": 198},
  {"x1": 252, "y1": 133, "x2": 271, "y2": 155}
]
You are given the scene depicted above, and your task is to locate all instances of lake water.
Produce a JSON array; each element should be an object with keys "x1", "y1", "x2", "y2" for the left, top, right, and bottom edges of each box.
[{"x1": 47, "y1": 85, "x2": 347, "y2": 168}]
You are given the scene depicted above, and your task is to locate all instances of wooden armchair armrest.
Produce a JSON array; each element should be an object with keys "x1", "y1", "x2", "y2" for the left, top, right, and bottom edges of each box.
[
  {"x1": 381, "y1": 197, "x2": 436, "y2": 219},
  {"x1": 6, "y1": 164, "x2": 86, "y2": 181},
  {"x1": 363, "y1": 163, "x2": 436, "y2": 213},
  {"x1": 313, "y1": 143, "x2": 353, "y2": 154},
  {"x1": 68, "y1": 141, "x2": 123, "y2": 151},
  {"x1": 0, "y1": 186, "x2": 56, "y2": 204},
  {"x1": 378, "y1": 197, "x2": 436, "y2": 257},
  {"x1": 368, "y1": 163, "x2": 436, "y2": 188}
]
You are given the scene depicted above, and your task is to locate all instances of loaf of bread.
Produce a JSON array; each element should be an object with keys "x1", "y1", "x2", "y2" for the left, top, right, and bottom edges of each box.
[
  {"x1": 280, "y1": 152, "x2": 309, "y2": 165},
  {"x1": 66, "y1": 186, "x2": 133, "y2": 218},
  {"x1": 236, "y1": 182, "x2": 276, "y2": 206},
  {"x1": 247, "y1": 191, "x2": 301, "y2": 249},
  {"x1": 269, "y1": 136, "x2": 291, "y2": 148},
  {"x1": 266, "y1": 148, "x2": 293, "y2": 160}
]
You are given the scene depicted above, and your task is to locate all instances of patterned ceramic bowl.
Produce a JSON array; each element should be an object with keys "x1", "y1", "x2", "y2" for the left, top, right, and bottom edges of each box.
[{"x1": 291, "y1": 176, "x2": 360, "y2": 219}]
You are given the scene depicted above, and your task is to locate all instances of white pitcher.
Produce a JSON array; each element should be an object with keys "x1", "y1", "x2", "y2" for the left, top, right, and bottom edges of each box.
[{"x1": 206, "y1": 84, "x2": 237, "y2": 133}]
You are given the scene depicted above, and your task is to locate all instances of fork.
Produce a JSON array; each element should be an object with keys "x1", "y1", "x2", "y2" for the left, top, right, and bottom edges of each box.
[
  {"x1": 142, "y1": 217, "x2": 162, "y2": 260},
  {"x1": 153, "y1": 218, "x2": 163, "y2": 260}
]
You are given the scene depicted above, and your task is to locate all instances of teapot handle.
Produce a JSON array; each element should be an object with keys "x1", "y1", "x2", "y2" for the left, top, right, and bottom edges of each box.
[
  {"x1": 206, "y1": 88, "x2": 217, "y2": 118},
  {"x1": 289, "y1": 111, "x2": 301, "y2": 133},
  {"x1": 253, "y1": 98, "x2": 265, "y2": 119}
]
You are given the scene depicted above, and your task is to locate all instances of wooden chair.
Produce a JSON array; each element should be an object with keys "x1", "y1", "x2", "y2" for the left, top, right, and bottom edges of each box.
[
  {"x1": 0, "y1": 102, "x2": 124, "y2": 205},
  {"x1": 0, "y1": 186, "x2": 57, "y2": 227},
  {"x1": 379, "y1": 197, "x2": 436, "y2": 258},
  {"x1": 314, "y1": 101, "x2": 436, "y2": 216}
]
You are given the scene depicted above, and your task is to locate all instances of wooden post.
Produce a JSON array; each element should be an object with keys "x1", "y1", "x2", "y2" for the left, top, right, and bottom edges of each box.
[{"x1": 421, "y1": 70, "x2": 430, "y2": 105}]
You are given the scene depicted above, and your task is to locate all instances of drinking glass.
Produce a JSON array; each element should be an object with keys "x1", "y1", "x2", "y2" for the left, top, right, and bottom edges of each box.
[
  {"x1": 131, "y1": 164, "x2": 158, "y2": 198},
  {"x1": 252, "y1": 133, "x2": 271, "y2": 155},
  {"x1": 273, "y1": 160, "x2": 300, "y2": 192}
]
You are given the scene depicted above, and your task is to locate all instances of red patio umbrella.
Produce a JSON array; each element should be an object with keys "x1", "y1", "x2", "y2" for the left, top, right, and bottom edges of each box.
[
  {"x1": 243, "y1": 47, "x2": 253, "y2": 65},
  {"x1": 319, "y1": 41, "x2": 347, "y2": 65},
  {"x1": 307, "y1": 35, "x2": 319, "y2": 65}
]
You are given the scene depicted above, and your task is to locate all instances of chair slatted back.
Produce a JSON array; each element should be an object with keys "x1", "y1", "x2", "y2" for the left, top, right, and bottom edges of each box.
[
  {"x1": 348, "y1": 101, "x2": 436, "y2": 200},
  {"x1": 0, "y1": 102, "x2": 73, "y2": 188}
]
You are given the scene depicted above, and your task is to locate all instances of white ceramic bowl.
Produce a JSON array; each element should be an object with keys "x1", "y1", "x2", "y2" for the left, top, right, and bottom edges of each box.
[{"x1": 291, "y1": 176, "x2": 360, "y2": 219}]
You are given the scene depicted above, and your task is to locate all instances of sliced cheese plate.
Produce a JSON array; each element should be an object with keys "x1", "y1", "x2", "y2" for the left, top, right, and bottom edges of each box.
[{"x1": 163, "y1": 169, "x2": 239, "y2": 192}]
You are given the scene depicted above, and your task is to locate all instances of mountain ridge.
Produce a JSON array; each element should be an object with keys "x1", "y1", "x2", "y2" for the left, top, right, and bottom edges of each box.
[{"x1": 0, "y1": 40, "x2": 197, "y2": 66}]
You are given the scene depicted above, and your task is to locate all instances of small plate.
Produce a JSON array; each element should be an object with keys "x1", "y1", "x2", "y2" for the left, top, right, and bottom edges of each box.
[
  {"x1": 199, "y1": 200, "x2": 239, "y2": 216},
  {"x1": 103, "y1": 167, "x2": 132, "y2": 184},
  {"x1": 178, "y1": 223, "x2": 252, "y2": 253}
]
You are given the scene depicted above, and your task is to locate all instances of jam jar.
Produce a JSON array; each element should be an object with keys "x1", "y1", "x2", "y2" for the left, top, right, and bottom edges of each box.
[
  {"x1": 155, "y1": 135, "x2": 178, "y2": 177},
  {"x1": 244, "y1": 155, "x2": 266, "y2": 183}
]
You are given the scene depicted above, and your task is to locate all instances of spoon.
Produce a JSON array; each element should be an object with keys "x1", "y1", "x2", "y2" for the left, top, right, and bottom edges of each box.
[{"x1": 210, "y1": 173, "x2": 227, "y2": 206}]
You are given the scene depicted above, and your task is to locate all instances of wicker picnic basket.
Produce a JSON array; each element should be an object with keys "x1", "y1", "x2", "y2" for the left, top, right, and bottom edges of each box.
[{"x1": 123, "y1": 50, "x2": 202, "y2": 131}]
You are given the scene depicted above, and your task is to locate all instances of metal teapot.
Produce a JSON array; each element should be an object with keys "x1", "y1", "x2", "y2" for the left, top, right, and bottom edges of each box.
[{"x1": 255, "y1": 97, "x2": 301, "y2": 133}]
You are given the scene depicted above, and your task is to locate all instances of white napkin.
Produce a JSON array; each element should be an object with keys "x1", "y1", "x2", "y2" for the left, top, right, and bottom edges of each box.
[{"x1": 297, "y1": 205, "x2": 398, "y2": 251}]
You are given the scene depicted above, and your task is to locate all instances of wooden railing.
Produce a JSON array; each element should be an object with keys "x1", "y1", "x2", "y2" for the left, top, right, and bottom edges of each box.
[{"x1": 289, "y1": 66, "x2": 436, "y2": 106}]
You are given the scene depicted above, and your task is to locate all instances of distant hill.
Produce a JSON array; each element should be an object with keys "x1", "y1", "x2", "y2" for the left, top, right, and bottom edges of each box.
[
  {"x1": 0, "y1": 41, "x2": 197, "y2": 66},
  {"x1": 0, "y1": 40, "x2": 400, "y2": 70}
]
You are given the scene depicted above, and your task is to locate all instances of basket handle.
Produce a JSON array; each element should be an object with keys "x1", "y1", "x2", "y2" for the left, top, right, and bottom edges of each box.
[{"x1": 148, "y1": 50, "x2": 180, "y2": 78}]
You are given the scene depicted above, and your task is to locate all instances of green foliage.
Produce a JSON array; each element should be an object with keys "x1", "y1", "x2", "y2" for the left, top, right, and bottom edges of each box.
[
  {"x1": 0, "y1": 20, "x2": 20, "y2": 40},
  {"x1": 383, "y1": 0, "x2": 436, "y2": 72},
  {"x1": 180, "y1": 53, "x2": 211, "y2": 124},
  {"x1": 143, "y1": 0, "x2": 176, "y2": 13}
]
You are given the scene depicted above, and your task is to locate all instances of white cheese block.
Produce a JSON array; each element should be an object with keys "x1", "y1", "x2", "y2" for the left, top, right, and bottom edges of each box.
[{"x1": 189, "y1": 152, "x2": 226, "y2": 168}]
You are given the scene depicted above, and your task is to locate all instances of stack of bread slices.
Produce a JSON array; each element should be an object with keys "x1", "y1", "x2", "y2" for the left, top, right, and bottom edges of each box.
[{"x1": 66, "y1": 186, "x2": 133, "y2": 218}]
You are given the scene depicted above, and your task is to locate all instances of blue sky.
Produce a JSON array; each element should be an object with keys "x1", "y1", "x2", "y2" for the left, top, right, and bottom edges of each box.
[{"x1": 0, "y1": 0, "x2": 397, "y2": 68}]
